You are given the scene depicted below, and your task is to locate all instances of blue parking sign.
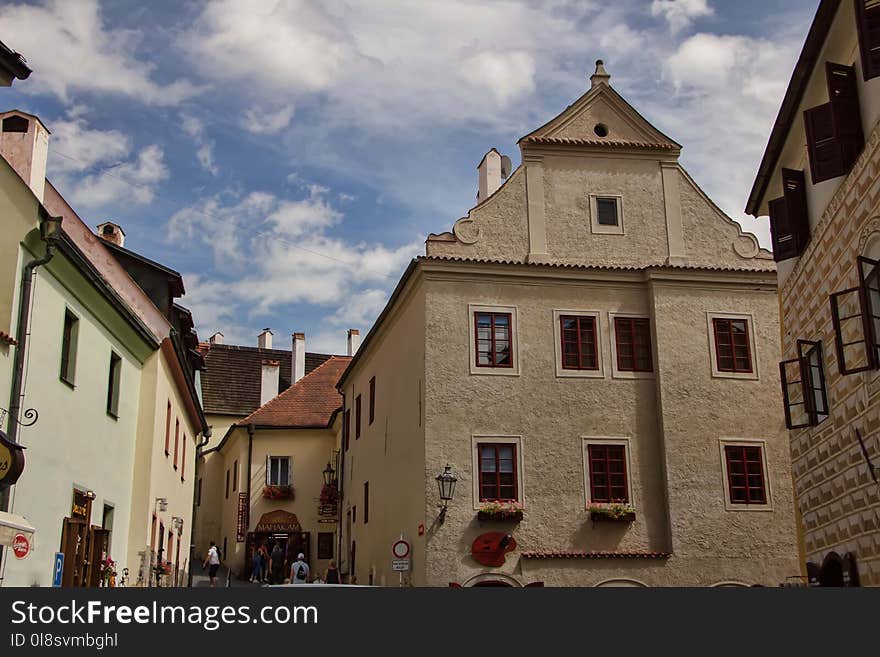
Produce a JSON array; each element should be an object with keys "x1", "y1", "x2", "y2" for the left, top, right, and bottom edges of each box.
[{"x1": 52, "y1": 552, "x2": 64, "y2": 587}]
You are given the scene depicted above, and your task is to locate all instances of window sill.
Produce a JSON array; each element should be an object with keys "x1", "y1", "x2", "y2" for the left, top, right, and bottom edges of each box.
[
  {"x1": 724, "y1": 503, "x2": 773, "y2": 512},
  {"x1": 611, "y1": 370, "x2": 655, "y2": 380},
  {"x1": 711, "y1": 370, "x2": 759, "y2": 381},
  {"x1": 469, "y1": 367, "x2": 520, "y2": 377}
]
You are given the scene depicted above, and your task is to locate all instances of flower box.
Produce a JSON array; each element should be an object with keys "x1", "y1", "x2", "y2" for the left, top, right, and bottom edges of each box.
[
  {"x1": 263, "y1": 485, "x2": 295, "y2": 500},
  {"x1": 587, "y1": 502, "x2": 636, "y2": 522},
  {"x1": 477, "y1": 501, "x2": 524, "y2": 522}
]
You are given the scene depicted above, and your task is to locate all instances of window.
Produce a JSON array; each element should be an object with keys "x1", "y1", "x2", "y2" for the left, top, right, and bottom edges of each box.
[
  {"x1": 317, "y1": 532, "x2": 334, "y2": 560},
  {"x1": 102, "y1": 505, "x2": 114, "y2": 553},
  {"x1": 2, "y1": 115, "x2": 29, "y2": 132},
  {"x1": 197, "y1": 478, "x2": 202, "y2": 507},
  {"x1": 181, "y1": 435, "x2": 186, "y2": 481},
  {"x1": 590, "y1": 194, "x2": 624, "y2": 235},
  {"x1": 352, "y1": 506, "x2": 357, "y2": 524},
  {"x1": 364, "y1": 481, "x2": 369, "y2": 524},
  {"x1": 712, "y1": 317, "x2": 753, "y2": 373},
  {"x1": 475, "y1": 312, "x2": 513, "y2": 368},
  {"x1": 267, "y1": 456, "x2": 291, "y2": 486},
  {"x1": 477, "y1": 443, "x2": 518, "y2": 502},
  {"x1": 225, "y1": 469, "x2": 229, "y2": 499},
  {"x1": 804, "y1": 62, "x2": 864, "y2": 184},
  {"x1": 830, "y1": 256, "x2": 880, "y2": 373},
  {"x1": 233, "y1": 460, "x2": 238, "y2": 492},
  {"x1": 59, "y1": 309, "x2": 79, "y2": 386},
  {"x1": 164, "y1": 401, "x2": 171, "y2": 456},
  {"x1": 369, "y1": 377, "x2": 375, "y2": 425},
  {"x1": 343, "y1": 409, "x2": 351, "y2": 451},
  {"x1": 355, "y1": 395, "x2": 362, "y2": 439},
  {"x1": 106, "y1": 351, "x2": 121, "y2": 418},
  {"x1": 767, "y1": 168, "x2": 809, "y2": 262},
  {"x1": 174, "y1": 420, "x2": 181, "y2": 468},
  {"x1": 586, "y1": 443, "x2": 629, "y2": 503},
  {"x1": 780, "y1": 340, "x2": 829, "y2": 429},
  {"x1": 150, "y1": 515, "x2": 157, "y2": 550},
  {"x1": 856, "y1": 1, "x2": 880, "y2": 81},
  {"x1": 723, "y1": 444, "x2": 767, "y2": 506},
  {"x1": 613, "y1": 317, "x2": 653, "y2": 373},
  {"x1": 560, "y1": 314, "x2": 599, "y2": 370}
]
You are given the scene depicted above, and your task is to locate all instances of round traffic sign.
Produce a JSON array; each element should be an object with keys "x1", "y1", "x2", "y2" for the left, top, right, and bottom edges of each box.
[
  {"x1": 12, "y1": 533, "x2": 30, "y2": 559},
  {"x1": 392, "y1": 539, "x2": 410, "y2": 559}
]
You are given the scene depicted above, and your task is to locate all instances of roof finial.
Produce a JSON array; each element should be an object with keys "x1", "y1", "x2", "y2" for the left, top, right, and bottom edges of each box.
[{"x1": 590, "y1": 59, "x2": 610, "y2": 89}]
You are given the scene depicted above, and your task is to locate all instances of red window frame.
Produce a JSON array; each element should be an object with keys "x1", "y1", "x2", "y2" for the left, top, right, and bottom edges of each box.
[
  {"x1": 724, "y1": 445, "x2": 767, "y2": 505},
  {"x1": 355, "y1": 395, "x2": 362, "y2": 439},
  {"x1": 474, "y1": 312, "x2": 514, "y2": 368},
  {"x1": 587, "y1": 444, "x2": 629, "y2": 503},
  {"x1": 164, "y1": 401, "x2": 171, "y2": 456},
  {"x1": 477, "y1": 443, "x2": 518, "y2": 502},
  {"x1": 560, "y1": 315, "x2": 599, "y2": 370},
  {"x1": 173, "y1": 419, "x2": 180, "y2": 470},
  {"x1": 181, "y1": 434, "x2": 186, "y2": 481},
  {"x1": 614, "y1": 317, "x2": 653, "y2": 372},
  {"x1": 712, "y1": 318, "x2": 753, "y2": 373},
  {"x1": 369, "y1": 377, "x2": 375, "y2": 425}
]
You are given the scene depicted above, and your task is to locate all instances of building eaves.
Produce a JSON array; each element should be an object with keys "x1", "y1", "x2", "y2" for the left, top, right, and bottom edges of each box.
[
  {"x1": 745, "y1": 0, "x2": 840, "y2": 216},
  {"x1": 419, "y1": 254, "x2": 777, "y2": 273},
  {"x1": 0, "y1": 42, "x2": 32, "y2": 83},
  {"x1": 521, "y1": 551, "x2": 671, "y2": 559},
  {"x1": 101, "y1": 237, "x2": 185, "y2": 296}
]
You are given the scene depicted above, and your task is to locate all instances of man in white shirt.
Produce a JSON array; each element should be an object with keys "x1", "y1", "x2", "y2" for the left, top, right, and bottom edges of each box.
[
  {"x1": 203, "y1": 541, "x2": 221, "y2": 587},
  {"x1": 290, "y1": 553, "x2": 310, "y2": 584}
]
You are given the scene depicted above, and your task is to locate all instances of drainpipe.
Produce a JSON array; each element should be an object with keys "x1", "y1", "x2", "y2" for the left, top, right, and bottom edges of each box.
[{"x1": 186, "y1": 427, "x2": 212, "y2": 588}]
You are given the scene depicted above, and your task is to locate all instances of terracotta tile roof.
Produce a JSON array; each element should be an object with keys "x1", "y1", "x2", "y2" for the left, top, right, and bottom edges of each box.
[
  {"x1": 522, "y1": 550, "x2": 671, "y2": 559},
  {"x1": 237, "y1": 356, "x2": 351, "y2": 428},
  {"x1": 200, "y1": 343, "x2": 333, "y2": 416},
  {"x1": 420, "y1": 255, "x2": 776, "y2": 273}
]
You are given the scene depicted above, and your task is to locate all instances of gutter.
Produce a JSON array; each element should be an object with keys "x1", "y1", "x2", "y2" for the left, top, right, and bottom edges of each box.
[{"x1": 186, "y1": 426, "x2": 212, "y2": 587}]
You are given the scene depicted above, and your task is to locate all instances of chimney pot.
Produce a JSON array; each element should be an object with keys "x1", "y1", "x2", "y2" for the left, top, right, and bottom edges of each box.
[
  {"x1": 208, "y1": 332, "x2": 224, "y2": 345},
  {"x1": 260, "y1": 359, "x2": 280, "y2": 406},
  {"x1": 96, "y1": 221, "x2": 126, "y2": 247},
  {"x1": 477, "y1": 148, "x2": 506, "y2": 204},
  {"x1": 292, "y1": 333, "x2": 306, "y2": 383},
  {"x1": 590, "y1": 59, "x2": 611, "y2": 89},
  {"x1": 347, "y1": 329, "x2": 361, "y2": 357},
  {"x1": 258, "y1": 328, "x2": 273, "y2": 350}
]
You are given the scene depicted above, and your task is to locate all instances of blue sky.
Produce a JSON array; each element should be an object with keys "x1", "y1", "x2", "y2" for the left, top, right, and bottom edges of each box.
[{"x1": 1, "y1": 0, "x2": 817, "y2": 353}]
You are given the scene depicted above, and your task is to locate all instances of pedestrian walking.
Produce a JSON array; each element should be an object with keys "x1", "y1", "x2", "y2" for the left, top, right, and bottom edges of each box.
[
  {"x1": 325, "y1": 560, "x2": 340, "y2": 584},
  {"x1": 290, "y1": 553, "x2": 310, "y2": 584},
  {"x1": 249, "y1": 546, "x2": 265, "y2": 583},
  {"x1": 269, "y1": 542, "x2": 285, "y2": 584},
  {"x1": 203, "y1": 541, "x2": 221, "y2": 587}
]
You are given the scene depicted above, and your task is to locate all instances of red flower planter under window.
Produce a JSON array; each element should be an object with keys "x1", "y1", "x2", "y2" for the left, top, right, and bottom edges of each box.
[{"x1": 263, "y1": 485, "x2": 295, "y2": 500}]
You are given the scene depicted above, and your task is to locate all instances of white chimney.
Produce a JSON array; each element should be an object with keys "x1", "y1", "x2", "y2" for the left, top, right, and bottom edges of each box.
[
  {"x1": 477, "y1": 148, "x2": 510, "y2": 204},
  {"x1": 96, "y1": 221, "x2": 126, "y2": 247},
  {"x1": 0, "y1": 110, "x2": 49, "y2": 203},
  {"x1": 260, "y1": 359, "x2": 280, "y2": 406},
  {"x1": 347, "y1": 329, "x2": 361, "y2": 357},
  {"x1": 292, "y1": 332, "x2": 306, "y2": 383},
  {"x1": 258, "y1": 328, "x2": 273, "y2": 350},
  {"x1": 209, "y1": 332, "x2": 224, "y2": 345}
]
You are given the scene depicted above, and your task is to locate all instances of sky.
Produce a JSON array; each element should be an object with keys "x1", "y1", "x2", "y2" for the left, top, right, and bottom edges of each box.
[{"x1": 1, "y1": 0, "x2": 818, "y2": 354}]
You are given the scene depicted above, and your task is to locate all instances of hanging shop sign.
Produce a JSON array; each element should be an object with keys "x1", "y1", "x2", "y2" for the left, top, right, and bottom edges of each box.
[
  {"x1": 71, "y1": 490, "x2": 91, "y2": 519},
  {"x1": 471, "y1": 532, "x2": 517, "y2": 567},
  {"x1": 236, "y1": 492, "x2": 248, "y2": 543},
  {"x1": 0, "y1": 430, "x2": 25, "y2": 492},
  {"x1": 12, "y1": 532, "x2": 30, "y2": 559}
]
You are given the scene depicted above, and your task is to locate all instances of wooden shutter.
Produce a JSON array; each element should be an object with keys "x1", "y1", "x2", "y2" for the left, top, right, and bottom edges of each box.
[
  {"x1": 782, "y1": 168, "x2": 810, "y2": 254},
  {"x1": 830, "y1": 286, "x2": 875, "y2": 373},
  {"x1": 768, "y1": 197, "x2": 797, "y2": 261},
  {"x1": 779, "y1": 358, "x2": 812, "y2": 429},
  {"x1": 856, "y1": 0, "x2": 880, "y2": 80},
  {"x1": 805, "y1": 102, "x2": 844, "y2": 183},
  {"x1": 827, "y1": 62, "x2": 864, "y2": 169},
  {"x1": 797, "y1": 340, "x2": 829, "y2": 424}
]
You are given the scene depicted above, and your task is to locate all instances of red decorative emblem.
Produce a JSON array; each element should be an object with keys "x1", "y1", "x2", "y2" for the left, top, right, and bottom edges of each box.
[
  {"x1": 471, "y1": 532, "x2": 516, "y2": 567},
  {"x1": 12, "y1": 533, "x2": 30, "y2": 559}
]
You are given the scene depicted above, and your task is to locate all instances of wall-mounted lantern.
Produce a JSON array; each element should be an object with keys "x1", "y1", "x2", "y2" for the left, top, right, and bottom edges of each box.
[
  {"x1": 323, "y1": 461, "x2": 336, "y2": 487},
  {"x1": 435, "y1": 464, "x2": 458, "y2": 523}
]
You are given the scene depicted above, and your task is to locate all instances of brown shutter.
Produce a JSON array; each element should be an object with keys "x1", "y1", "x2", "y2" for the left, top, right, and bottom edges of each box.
[
  {"x1": 768, "y1": 197, "x2": 797, "y2": 261},
  {"x1": 826, "y1": 62, "x2": 864, "y2": 169},
  {"x1": 830, "y1": 286, "x2": 875, "y2": 373},
  {"x1": 782, "y1": 168, "x2": 810, "y2": 254},
  {"x1": 779, "y1": 358, "x2": 812, "y2": 429},
  {"x1": 856, "y1": 0, "x2": 880, "y2": 80},
  {"x1": 804, "y1": 102, "x2": 844, "y2": 183}
]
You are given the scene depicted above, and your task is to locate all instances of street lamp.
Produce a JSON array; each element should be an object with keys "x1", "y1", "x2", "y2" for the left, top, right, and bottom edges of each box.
[
  {"x1": 435, "y1": 464, "x2": 457, "y2": 523},
  {"x1": 323, "y1": 461, "x2": 336, "y2": 486}
]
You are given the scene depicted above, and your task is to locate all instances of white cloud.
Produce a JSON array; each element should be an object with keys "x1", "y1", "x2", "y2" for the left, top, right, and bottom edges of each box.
[
  {"x1": 461, "y1": 51, "x2": 536, "y2": 106},
  {"x1": 65, "y1": 144, "x2": 168, "y2": 209},
  {"x1": 243, "y1": 105, "x2": 296, "y2": 135},
  {"x1": 181, "y1": 114, "x2": 218, "y2": 176},
  {"x1": 48, "y1": 117, "x2": 131, "y2": 173},
  {"x1": 0, "y1": 0, "x2": 198, "y2": 105},
  {"x1": 651, "y1": 0, "x2": 713, "y2": 33}
]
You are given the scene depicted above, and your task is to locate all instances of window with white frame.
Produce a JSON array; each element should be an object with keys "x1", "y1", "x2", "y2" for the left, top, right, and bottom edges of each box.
[
  {"x1": 718, "y1": 439, "x2": 772, "y2": 511},
  {"x1": 471, "y1": 435, "x2": 524, "y2": 507},
  {"x1": 267, "y1": 456, "x2": 291, "y2": 486},
  {"x1": 468, "y1": 305, "x2": 519, "y2": 375},
  {"x1": 553, "y1": 310, "x2": 604, "y2": 378},
  {"x1": 706, "y1": 312, "x2": 758, "y2": 379},
  {"x1": 590, "y1": 194, "x2": 624, "y2": 235}
]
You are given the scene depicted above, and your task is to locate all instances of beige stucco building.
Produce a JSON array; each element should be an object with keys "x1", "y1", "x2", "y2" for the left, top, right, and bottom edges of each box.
[
  {"x1": 746, "y1": 0, "x2": 880, "y2": 586},
  {"x1": 337, "y1": 62, "x2": 800, "y2": 587}
]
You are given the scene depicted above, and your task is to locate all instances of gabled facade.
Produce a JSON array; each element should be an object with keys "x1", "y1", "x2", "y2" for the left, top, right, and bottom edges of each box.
[
  {"x1": 338, "y1": 62, "x2": 799, "y2": 587},
  {"x1": 746, "y1": 0, "x2": 880, "y2": 586}
]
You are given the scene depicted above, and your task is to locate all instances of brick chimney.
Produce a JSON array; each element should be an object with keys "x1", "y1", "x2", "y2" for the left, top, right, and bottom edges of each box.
[
  {"x1": 0, "y1": 110, "x2": 49, "y2": 202},
  {"x1": 258, "y1": 328, "x2": 273, "y2": 350},
  {"x1": 208, "y1": 332, "x2": 224, "y2": 345},
  {"x1": 292, "y1": 332, "x2": 306, "y2": 383},
  {"x1": 260, "y1": 359, "x2": 280, "y2": 406},
  {"x1": 96, "y1": 221, "x2": 126, "y2": 247},
  {"x1": 347, "y1": 329, "x2": 360, "y2": 356}
]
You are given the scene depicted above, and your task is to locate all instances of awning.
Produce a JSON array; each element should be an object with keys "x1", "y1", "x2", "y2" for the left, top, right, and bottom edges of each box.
[{"x1": 0, "y1": 511, "x2": 35, "y2": 548}]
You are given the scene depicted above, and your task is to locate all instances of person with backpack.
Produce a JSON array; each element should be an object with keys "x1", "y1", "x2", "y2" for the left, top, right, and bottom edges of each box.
[{"x1": 290, "y1": 553, "x2": 310, "y2": 584}]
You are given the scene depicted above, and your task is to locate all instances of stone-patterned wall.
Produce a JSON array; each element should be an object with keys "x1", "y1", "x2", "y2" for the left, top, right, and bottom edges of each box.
[{"x1": 780, "y1": 125, "x2": 880, "y2": 586}]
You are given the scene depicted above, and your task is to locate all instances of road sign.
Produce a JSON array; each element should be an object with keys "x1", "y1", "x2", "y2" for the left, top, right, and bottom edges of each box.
[
  {"x1": 11, "y1": 532, "x2": 30, "y2": 559},
  {"x1": 392, "y1": 539, "x2": 410, "y2": 559},
  {"x1": 392, "y1": 559, "x2": 410, "y2": 572},
  {"x1": 52, "y1": 553, "x2": 64, "y2": 587}
]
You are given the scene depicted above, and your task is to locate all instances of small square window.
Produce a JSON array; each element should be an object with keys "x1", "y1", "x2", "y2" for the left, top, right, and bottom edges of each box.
[{"x1": 596, "y1": 197, "x2": 619, "y2": 226}]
